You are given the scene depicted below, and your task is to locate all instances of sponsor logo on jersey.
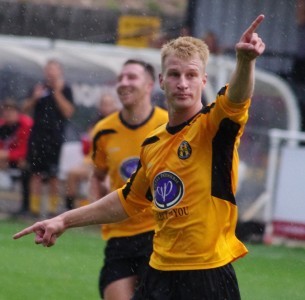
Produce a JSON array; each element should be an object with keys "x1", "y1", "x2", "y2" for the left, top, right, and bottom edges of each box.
[
  {"x1": 120, "y1": 157, "x2": 139, "y2": 181},
  {"x1": 154, "y1": 206, "x2": 189, "y2": 220},
  {"x1": 153, "y1": 171, "x2": 184, "y2": 209},
  {"x1": 177, "y1": 140, "x2": 192, "y2": 160}
]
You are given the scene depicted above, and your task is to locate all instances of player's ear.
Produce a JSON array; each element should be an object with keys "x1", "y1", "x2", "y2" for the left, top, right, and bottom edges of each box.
[{"x1": 202, "y1": 73, "x2": 208, "y2": 88}]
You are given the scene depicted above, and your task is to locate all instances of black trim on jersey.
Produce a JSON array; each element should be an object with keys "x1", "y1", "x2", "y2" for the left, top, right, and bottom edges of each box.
[
  {"x1": 166, "y1": 108, "x2": 203, "y2": 135},
  {"x1": 142, "y1": 135, "x2": 160, "y2": 146},
  {"x1": 119, "y1": 107, "x2": 155, "y2": 130},
  {"x1": 211, "y1": 118, "x2": 240, "y2": 205},
  {"x1": 122, "y1": 161, "x2": 142, "y2": 199},
  {"x1": 145, "y1": 188, "x2": 153, "y2": 202},
  {"x1": 217, "y1": 86, "x2": 227, "y2": 96},
  {"x1": 201, "y1": 102, "x2": 215, "y2": 114},
  {"x1": 92, "y1": 129, "x2": 117, "y2": 160}
]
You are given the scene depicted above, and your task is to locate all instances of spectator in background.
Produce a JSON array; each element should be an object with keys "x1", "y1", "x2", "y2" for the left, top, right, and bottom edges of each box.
[
  {"x1": 202, "y1": 30, "x2": 222, "y2": 55},
  {"x1": 0, "y1": 98, "x2": 33, "y2": 214},
  {"x1": 90, "y1": 92, "x2": 121, "y2": 127},
  {"x1": 149, "y1": 31, "x2": 171, "y2": 49},
  {"x1": 290, "y1": 0, "x2": 305, "y2": 133},
  {"x1": 180, "y1": 25, "x2": 191, "y2": 37},
  {"x1": 64, "y1": 92, "x2": 121, "y2": 210},
  {"x1": 23, "y1": 59, "x2": 75, "y2": 217},
  {"x1": 292, "y1": 0, "x2": 305, "y2": 83}
]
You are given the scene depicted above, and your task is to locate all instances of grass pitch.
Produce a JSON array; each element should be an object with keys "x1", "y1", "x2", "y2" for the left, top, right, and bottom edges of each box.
[
  {"x1": 235, "y1": 243, "x2": 305, "y2": 299},
  {"x1": 1, "y1": 219, "x2": 305, "y2": 299},
  {"x1": 1, "y1": 218, "x2": 103, "y2": 300}
]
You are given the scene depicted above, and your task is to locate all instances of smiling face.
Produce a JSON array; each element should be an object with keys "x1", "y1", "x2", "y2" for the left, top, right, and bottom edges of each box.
[
  {"x1": 116, "y1": 63, "x2": 154, "y2": 109},
  {"x1": 159, "y1": 53, "x2": 207, "y2": 114}
]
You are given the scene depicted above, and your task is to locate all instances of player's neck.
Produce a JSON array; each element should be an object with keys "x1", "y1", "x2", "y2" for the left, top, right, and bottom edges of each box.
[{"x1": 168, "y1": 102, "x2": 202, "y2": 127}]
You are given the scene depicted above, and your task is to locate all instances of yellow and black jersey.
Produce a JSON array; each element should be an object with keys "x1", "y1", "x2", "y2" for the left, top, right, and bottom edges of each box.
[
  {"x1": 92, "y1": 106, "x2": 168, "y2": 240},
  {"x1": 118, "y1": 86, "x2": 249, "y2": 271}
]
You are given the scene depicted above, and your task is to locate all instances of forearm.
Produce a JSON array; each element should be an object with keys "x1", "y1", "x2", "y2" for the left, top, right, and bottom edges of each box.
[
  {"x1": 227, "y1": 57, "x2": 255, "y2": 103},
  {"x1": 13, "y1": 190, "x2": 129, "y2": 245},
  {"x1": 61, "y1": 190, "x2": 128, "y2": 230},
  {"x1": 53, "y1": 91, "x2": 75, "y2": 118}
]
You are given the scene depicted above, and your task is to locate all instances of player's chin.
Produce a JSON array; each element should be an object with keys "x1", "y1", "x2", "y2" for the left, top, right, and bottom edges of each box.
[
  {"x1": 173, "y1": 99, "x2": 192, "y2": 109},
  {"x1": 119, "y1": 96, "x2": 134, "y2": 107}
]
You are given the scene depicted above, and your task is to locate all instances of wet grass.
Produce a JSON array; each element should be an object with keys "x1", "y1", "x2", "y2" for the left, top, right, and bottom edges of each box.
[
  {"x1": 235, "y1": 243, "x2": 305, "y2": 300},
  {"x1": 1, "y1": 219, "x2": 305, "y2": 299},
  {"x1": 1, "y1": 218, "x2": 103, "y2": 300}
]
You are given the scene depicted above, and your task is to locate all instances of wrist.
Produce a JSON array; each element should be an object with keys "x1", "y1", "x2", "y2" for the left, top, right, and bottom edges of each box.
[
  {"x1": 56, "y1": 214, "x2": 69, "y2": 231},
  {"x1": 236, "y1": 52, "x2": 257, "y2": 63}
]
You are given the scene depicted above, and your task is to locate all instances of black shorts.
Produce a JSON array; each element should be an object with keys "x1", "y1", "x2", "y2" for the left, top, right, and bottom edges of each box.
[
  {"x1": 99, "y1": 231, "x2": 154, "y2": 298},
  {"x1": 27, "y1": 137, "x2": 62, "y2": 176},
  {"x1": 132, "y1": 263, "x2": 241, "y2": 300}
]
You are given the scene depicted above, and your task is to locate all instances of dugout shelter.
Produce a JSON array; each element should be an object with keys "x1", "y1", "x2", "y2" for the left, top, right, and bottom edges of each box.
[{"x1": 0, "y1": 35, "x2": 303, "y2": 243}]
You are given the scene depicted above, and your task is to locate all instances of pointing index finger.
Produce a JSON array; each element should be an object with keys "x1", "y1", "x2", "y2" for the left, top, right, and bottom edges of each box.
[
  {"x1": 245, "y1": 14, "x2": 265, "y2": 35},
  {"x1": 13, "y1": 226, "x2": 35, "y2": 239}
]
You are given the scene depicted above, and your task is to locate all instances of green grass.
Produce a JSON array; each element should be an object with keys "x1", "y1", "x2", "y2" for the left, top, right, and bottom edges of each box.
[
  {"x1": 1, "y1": 219, "x2": 305, "y2": 299},
  {"x1": 235, "y1": 243, "x2": 305, "y2": 300},
  {"x1": 1, "y1": 219, "x2": 104, "y2": 300}
]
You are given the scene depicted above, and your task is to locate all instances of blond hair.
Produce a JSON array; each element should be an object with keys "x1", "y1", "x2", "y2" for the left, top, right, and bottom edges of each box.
[{"x1": 161, "y1": 36, "x2": 209, "y2": 71}]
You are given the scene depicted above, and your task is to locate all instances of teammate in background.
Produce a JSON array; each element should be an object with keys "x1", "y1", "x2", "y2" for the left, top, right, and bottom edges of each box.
[
  {"x1": 0, "y1": 99, "x2": 33, "y2": 214},
  {"x1": 23, "y1": 59, "x2": 75, "y2": 217},
  {"x1": 13, "y1": 15, "x2": 265, "y2": 300},
  {"x1": 64, "y1": 92, "x2": 120, "y2": 210},
  {"x1": 88, "y1": 59, "x2": 168, "y2": 299}
]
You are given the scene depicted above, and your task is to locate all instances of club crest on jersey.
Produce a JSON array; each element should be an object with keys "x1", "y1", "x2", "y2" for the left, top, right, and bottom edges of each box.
[
  {"x1": 120, "y1": 157, "x2": 139, "y2": 181},
  {"x1": 178, "y1": 140, "x2": 192, "y2": 160},
  {"x1": 153, "y1": 171, "x2": 184, "y2": 209}
]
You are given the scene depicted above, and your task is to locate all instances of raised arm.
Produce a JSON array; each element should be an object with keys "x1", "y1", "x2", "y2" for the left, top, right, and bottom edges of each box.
[
  {"x1": 22, "y1": 83, "x2": 44, "y2": 114},
  {"x1": 228, "y1": 14, "x2": 266, "y2": 103},
  {"x1": 52, "y1": 80, "x2": 75, "y2": 119},
  {"x1": 13, "y1": 190, "x2": 128, "y2": 247}
]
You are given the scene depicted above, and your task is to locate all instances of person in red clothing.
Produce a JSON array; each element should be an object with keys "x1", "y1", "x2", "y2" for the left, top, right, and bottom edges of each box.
[{"x1": 0, "y1": 98, "x2": 33, "y2": 214}]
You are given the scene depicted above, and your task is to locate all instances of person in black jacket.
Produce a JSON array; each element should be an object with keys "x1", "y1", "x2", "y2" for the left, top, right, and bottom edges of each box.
[{"x1": 23, "y1": 59, "x2": 75, "y2": 217}]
